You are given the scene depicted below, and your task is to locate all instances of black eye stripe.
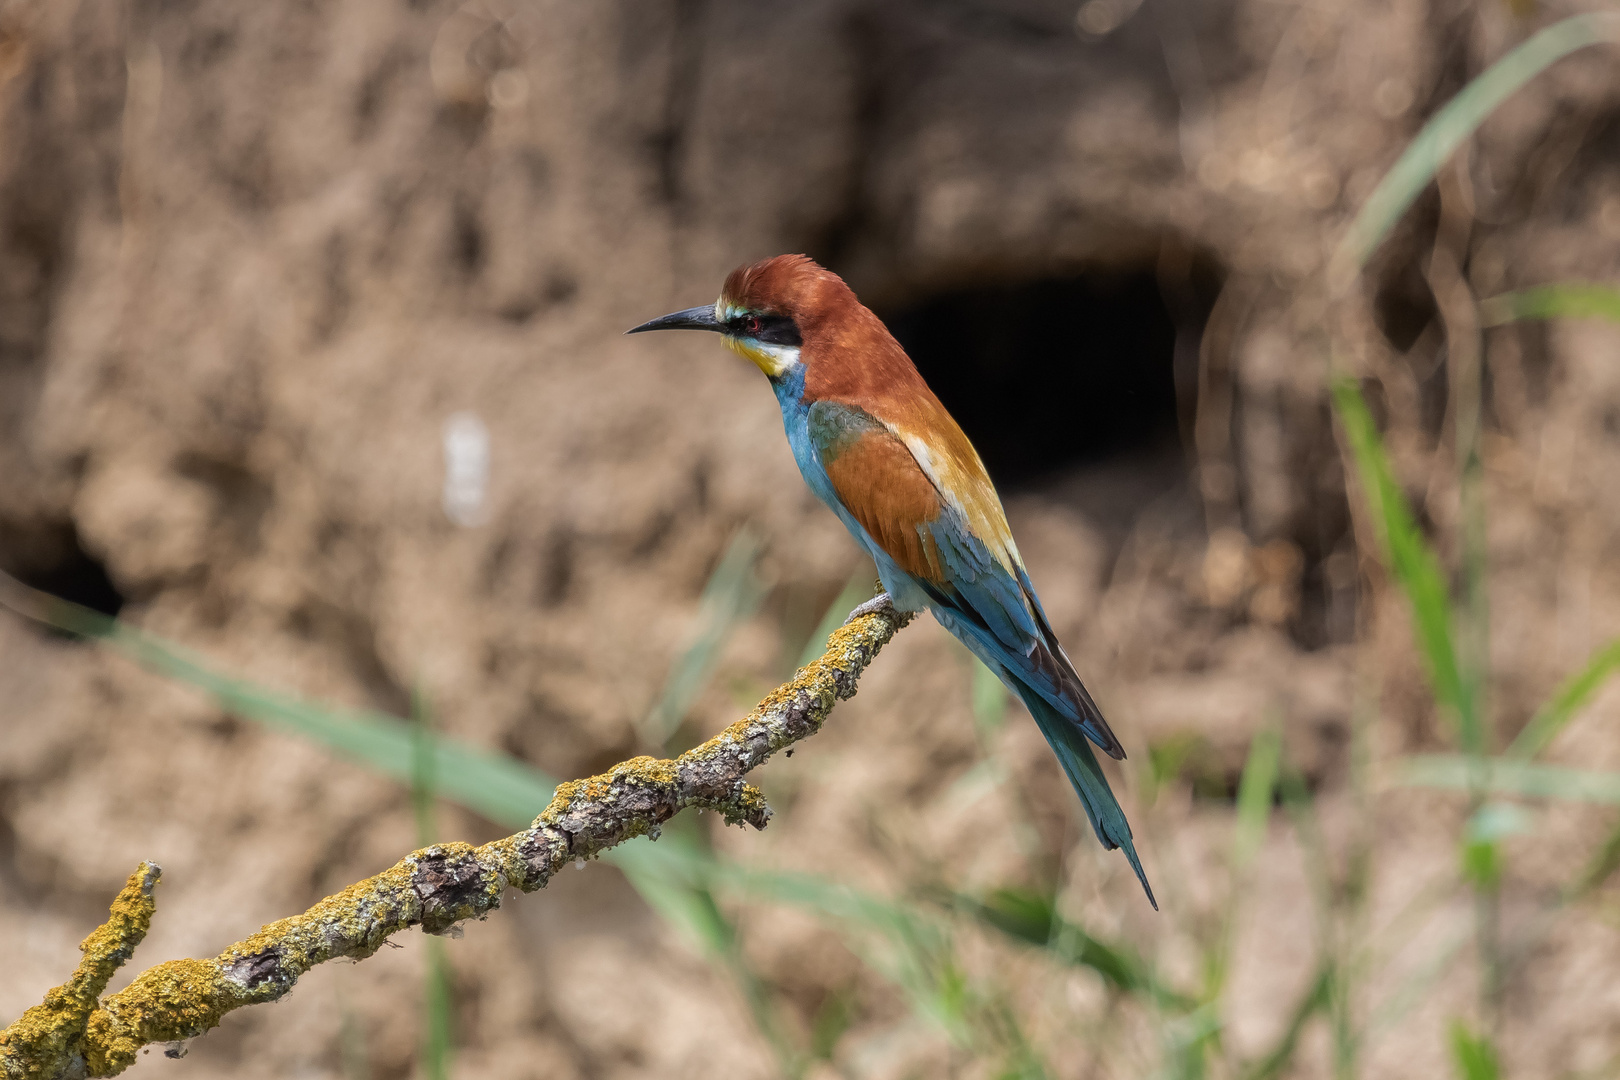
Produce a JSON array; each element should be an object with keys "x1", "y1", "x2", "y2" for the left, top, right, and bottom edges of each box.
[{"x1": 730, "y1": 313, "x2": 802, "y2": 347}]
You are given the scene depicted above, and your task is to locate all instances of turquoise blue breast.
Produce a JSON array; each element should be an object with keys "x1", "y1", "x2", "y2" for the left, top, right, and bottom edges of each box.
[{"x1": 770, "y1": 366, "x2": 931, "y2": 613}]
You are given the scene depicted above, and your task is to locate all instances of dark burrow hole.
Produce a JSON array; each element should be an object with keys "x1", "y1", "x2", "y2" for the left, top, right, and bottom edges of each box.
[
  {"x1": 1, "y1": 521, "x2": 126, "y2": 623},
  {"x1": 871, "y1": 259, "x2": 1351, "y2": 653},
  {"x1": 879, "y1": 261, "x2": 1219, "y2": 491}
]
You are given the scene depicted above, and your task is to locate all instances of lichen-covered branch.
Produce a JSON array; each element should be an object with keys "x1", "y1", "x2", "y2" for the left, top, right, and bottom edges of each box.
[
  {"x1": 0, "y1": 599, "x2": 912, "y2": 1080},
  {"x1": 0, "y1": 866, "x2": 160, "y2": 1080}
]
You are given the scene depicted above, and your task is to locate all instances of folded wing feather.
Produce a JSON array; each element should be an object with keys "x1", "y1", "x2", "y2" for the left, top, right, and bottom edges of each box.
[{"x1": 808, "y1": 400, "x2": 1126, "y2": 760}]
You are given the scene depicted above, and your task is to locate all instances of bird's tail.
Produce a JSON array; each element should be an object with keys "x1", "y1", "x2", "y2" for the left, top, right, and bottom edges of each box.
[{"x1": 1016, "y1": 681, "x2": 1157, "y2": 910}]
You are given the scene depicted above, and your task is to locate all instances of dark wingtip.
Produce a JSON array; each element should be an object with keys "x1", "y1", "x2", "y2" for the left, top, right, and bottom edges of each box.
[
  {"x1": 1087, "y1": 721, "x2": 1127, "y2": 760},
  {"x1": 1068, "y1": 667, "x2": 1127, "y2": 761}
]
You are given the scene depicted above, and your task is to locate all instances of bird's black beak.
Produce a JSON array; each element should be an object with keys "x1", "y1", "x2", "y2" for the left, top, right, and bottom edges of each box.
[{"x1": 625, "y1": 305, "x2": 723, "y2": 335}]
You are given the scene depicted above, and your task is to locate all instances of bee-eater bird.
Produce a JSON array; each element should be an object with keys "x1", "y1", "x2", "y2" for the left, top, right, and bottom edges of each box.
[{"x1": 629, "y1": 254, "x2": 1154, "y2": 907}]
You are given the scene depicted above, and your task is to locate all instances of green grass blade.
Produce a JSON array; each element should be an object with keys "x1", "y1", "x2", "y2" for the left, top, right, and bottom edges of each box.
[
  {"x1": 1329, "y1": 13, "x2": 1620, "y2": 286},
  {"x1": 635, "y1": 850, "x2": 988, "y2": 1045},
  {"x1": 1233, "y1": 727, "x2": 1282, "y2": 871},
  {"x1": 952, "y1": 886, "x2": 1195, "y2": 1011},
  {"x1": 411, "y1": 689, "x2": 439, "y2": 844},
  {"x1": 129, "y1": 637, "x2": 555, "y2": 827},
  {"x1": 23, "y1": 578, "x2": 765, "y2": 880},
  {"x1": 1480, "y1": 283, "x2": 1620, "y2": 327},
  {"x1": 0, "y1": 573, "x2": 558, "y2": 824},
  {"x1": 714, "y1": 866, "x2": 948, "y2": 959},
  {"x1": 706, "y1": 865, "x2": 974, "y2": 1042},
  {"x1": 336, "y1": 984, "x2": 370, "y2": 1080},
  {"x1": 1242, "y1": 966, "x2": 1331, "y2": 1080},
  {"x1": 411, "y1": 692, "x2": 452, "y2": 1080},
  {"x1": 1506, "y1": 638, "x2": 1620, "y2": 760},
  {"x1": 1363, "y1": 924, "x2": 1471, "y2": 1045},
  {"x1": 0, "y1": 570, "x2": 738, "y2": 929},
  {"x1": 1163, "y1": 1004, "x2": 1224, "y2": 1080},
  {"x1": 1208, "y1": 725, "x2": 1283, "y2": 1020},
  {"x1": 1449, "y1": 1020, "x2": 1499, "y2": 1080},
  {"x1": 970, "y1": 658, "x2": 1009, "y2": 740},
  {"x1": 808, "y1": 989, "x2": 855, "y2": 1062},
  {"x1": 1460, "y1": 802, "x2": 1531, "y2": 890},
  {"x1": 797, "y1": 571, "x2": 875, "y2": 669},
  {"x1": 1332, "y1": 379, "x2": 1474, "y2": 744},
  {"x1": 619, "y1": 853, "x2": 801, "y2": 1074},
  {"x1": 642, "y1": 527, "x2": 769, "y2": 746},
  {"x1": 420, "y1": 935, "x2": 453, "y2": 1080},
  {"x1": 1398, "y1": 755, "x2": 1620, "y2": 804},
  {"x1": 1567, "y1": 820, "x2": 1620, "y2": 899}
]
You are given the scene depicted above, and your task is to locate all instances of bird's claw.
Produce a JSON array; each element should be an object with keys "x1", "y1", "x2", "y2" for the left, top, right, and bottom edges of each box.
[{"x1": 843, "y1": 592, "x2": 894, "y2": 625}]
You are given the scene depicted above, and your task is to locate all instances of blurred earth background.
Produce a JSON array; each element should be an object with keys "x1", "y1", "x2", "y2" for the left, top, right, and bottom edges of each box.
[{"x1": 3, "y1": 0, "x2": 1620, "y2": 1077}]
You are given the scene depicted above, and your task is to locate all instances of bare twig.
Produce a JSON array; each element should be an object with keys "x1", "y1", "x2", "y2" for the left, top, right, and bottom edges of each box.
[{"x1": 0, "y1": 592, "x2": 912, "y2": 1079}]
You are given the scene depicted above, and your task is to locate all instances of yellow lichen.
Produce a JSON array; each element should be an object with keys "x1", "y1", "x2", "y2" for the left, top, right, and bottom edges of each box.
[
  {"x1": 726, "y1": 784, "x2": 770, "y2": 825},
  {"x1": 613, "y1": 755, "x2": 680, "y2": 786},
  {"x1": 84, "y1": 959, "x2": 227, "y2": 1076},
  {"x1": 0, "y1": 863, "x2": 158, "y2": 1080},
  {"x1": 540, "y1": 756, "x2": 684, "y2": 825},
  {"x1": 227, "y1": 860, "x2": 418, "y2": 970},
  {"x1": 538, "y1": 777, "x2": 591, "y2": 823}
]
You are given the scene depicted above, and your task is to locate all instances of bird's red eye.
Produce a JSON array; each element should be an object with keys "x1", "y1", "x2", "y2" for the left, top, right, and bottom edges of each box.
[{"x1": 745, "y1": 315, "x2": 762, "y2": 335}]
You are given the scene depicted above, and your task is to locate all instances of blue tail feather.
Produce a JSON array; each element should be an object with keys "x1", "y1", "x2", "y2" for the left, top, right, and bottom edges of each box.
[
  {"x1": 927, "y1": 607, "x2": 1156, "y2": 908},
  {"x1": 1016, "y1": 681, "x2": 1157, "y2": 910}
]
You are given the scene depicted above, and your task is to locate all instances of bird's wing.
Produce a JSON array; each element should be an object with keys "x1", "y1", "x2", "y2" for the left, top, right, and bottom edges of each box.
[
  {"x1": 808, "y1": 400, "x2": 1125, "y2": 759},
  {"x1": 807, "y1": 399, "x2": 950, "y2": 589}
]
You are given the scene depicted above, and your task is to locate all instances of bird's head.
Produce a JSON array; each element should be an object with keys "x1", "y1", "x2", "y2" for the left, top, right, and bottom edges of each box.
[{"x1": 627, "y1": 254, "x2": 848, "y2": 379}]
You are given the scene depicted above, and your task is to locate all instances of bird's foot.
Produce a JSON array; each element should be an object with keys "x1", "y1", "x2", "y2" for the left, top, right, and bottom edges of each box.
[{"x1": 843, "y1": 592, "x2": 894, "y2": 625}]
